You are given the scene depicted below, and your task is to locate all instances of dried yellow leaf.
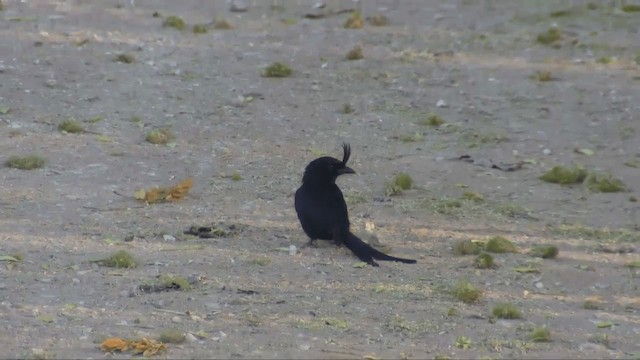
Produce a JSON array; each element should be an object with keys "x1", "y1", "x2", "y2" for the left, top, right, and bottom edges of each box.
[
  {"x1": 134, "y1": 189, "x2": 146, "y2": 200},
  {"x1": 100, "y1": 337, "x2": 128, "y2": 352},
  {"x1": 166, "y1": 177, "x2": 193, "y2": 201},
  {"x1": 144, "y1": 187, "x2": 167, "y2": 203},
  {"x1": 130, "y1": 338, "x2": 166, "y2": 356},
  {"x1": 136, "y1": 178, "x2": 193, "y2": 203}
]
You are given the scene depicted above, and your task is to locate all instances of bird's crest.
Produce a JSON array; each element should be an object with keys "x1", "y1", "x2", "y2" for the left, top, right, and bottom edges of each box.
[{"x1": 342, "y1": 143, "x2": 351, "y2": 165}]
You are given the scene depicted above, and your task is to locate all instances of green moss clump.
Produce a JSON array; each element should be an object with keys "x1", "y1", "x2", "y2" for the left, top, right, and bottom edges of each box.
[
  {"x1": 492, "y1": 303, "x2": 521, "y2": 319},
  {"x1": 158, "y1": 328, "x2": 186, "y2": 343},
  {"x1": 213, "y1": 19, "x2": 233, "y2": 29},
  {"x1": 398, "y1": 133, "x2": 424, "y2": 142},
  {"x1": 474, "y1": 252, "x2": 495, "y2": 269},
  {"x1": 531, "y1": 70, "x2": 554, "y2": 82},
  {"x1": 536, "y1": 28, "x2": 562, "y2": 45},
  {"x1": 529, "y1": 245, "x2": 559, "y2": 259},
  {"x1": 162, "y1": 15, "x2": 186, "y2": 30},
  {"x1": 394, "y1": 173, "x2": 413, "y2": 190},
  {"x1": 530, "y1": 327, "x2": 551, "y2": 342},
  {"x1": 262, "y1": 62, "x2": 292, "y2": 78},
  {"x1": 622, "y1": 4, "x2": 640, "y2": 12},
  {"x1": 539, "y1": 165, "x2": 587, "y2": 184},
  {"x1": 342, "y1": 103, "x2": 354, "y2": 114},
  {"x1": 344, "y1": 11, "x2": 363, "y2": 29},
  {"x1": 453, "y1": 280, "x2": 482, "y2": 304},
  {"x1": 98, "y1": 250, "x2": 138, "y2": 268},
  {"x1": 549, "y1": 9, "x2": 572, "y2": 17},
  {"x1": 6, "y1": 155, "x2": 46, "y2": 170},
  {"x1": 230, "y1": 171, "x2": 242, "y2": 181},
  {"x1": 585, "y1": 173, "x2": 627, "y2": 193},
  {"x1": 345, "y1": 46, "x2": 364, "y2": 60},
  {"x1": 485, "y1": 236, "x2": 517, "y2": 253},
  {"x1": 160, "y1": 275, "x2": 191, "y2": 291},
  {"x1": 146, "y1": 128, "x2": 175, "y2": 144},
  {"x1": 453, "y1": 239, "x2": 482, "y2": 255},
  {"x1": 367, "y1": 14, "x2": 389, "y2": 26},
  {"x1": 58, "y1": 118, "x2": 85, "y2": 133},
  {"x1": 386, "y1": 173, "x2": 413, "y2": 196},
  {"x1": 114, "y1": 53, "x2": 135, "y2": 63},
  {"x1": 192, "y1": 24, "x2": 208, "y2": 33},
  {"x1": 423, "y1": 113, "x2": 445, "y2": 127}
]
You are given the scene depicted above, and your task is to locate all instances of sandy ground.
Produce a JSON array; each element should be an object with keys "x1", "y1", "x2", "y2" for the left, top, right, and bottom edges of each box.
[{"x1": 1, "y1": 0, "x2": 639, "y2": 358}]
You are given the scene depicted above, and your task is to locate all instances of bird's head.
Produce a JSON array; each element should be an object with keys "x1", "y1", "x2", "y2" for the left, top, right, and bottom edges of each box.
[{"x1": 302, "y1": 143, "x2": 355, "y2": 185}]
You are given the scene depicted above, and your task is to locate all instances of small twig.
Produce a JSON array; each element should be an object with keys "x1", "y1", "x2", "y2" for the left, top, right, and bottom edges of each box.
[{"x1": 154, "y1": 308, "x2": 188, "y2": 316}]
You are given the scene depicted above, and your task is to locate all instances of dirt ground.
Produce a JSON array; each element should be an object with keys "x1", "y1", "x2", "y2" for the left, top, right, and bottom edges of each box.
[{"x1": 1, "y1": 0, "x2": 639, "y2": 358}]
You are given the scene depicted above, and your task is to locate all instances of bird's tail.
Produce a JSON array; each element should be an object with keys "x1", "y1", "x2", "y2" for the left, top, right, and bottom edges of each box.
[{"x1": 344, "y1": 232, "x2": 417, "y2": 266}]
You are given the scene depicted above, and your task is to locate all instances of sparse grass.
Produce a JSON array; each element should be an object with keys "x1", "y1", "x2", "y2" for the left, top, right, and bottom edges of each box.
[
  {"x1": 344, "y1": 192, "x2": 368, "y2": 206},
  {"x1": 492, "y1": 303, "x2": 522, "y2": 319},
  {"x1": 583, "y1": 298, "x2": 605, "y2": 310},
  {"x1": 455, "y1": 335, "x2": 472, "y2": 349},
  {"x1": 596, "y1": 56, "x2": 612, "y2": 64},
  {"x1": 192, "y1": 24, "x2": 208, "y2": 33},
  {"x1": 230, "y1": 171, "x2": 242, "y2": 181},
  {"x1": 249, "y1": 255, "x2": 272, "y2": 266},
  {"x1": 551, "y1": 224, "x2": 638, "y2": 242},
  {"x1": 418, "y1": 113, "x2": 445, "y2": 127},
  {"x1": 297, "y1": 317, "x2": 348, "y2": 330},
  {"x1": 58, "y1": 118, "x2": 85, "y2": 133},
  {"x1": 453, "y1": 280, "x2": 482, "y2": 303},
  {"x1": 461, "y1": 191, "x2": 485, "y2": 203},
  {"x1": 485, "y1": 236, "x2": 517, "y2": 253},
  {"x1": 549, "y1": 8, "x2": 572, "y2": 17},
  {"x1": 6, "y1": 155, "x2": 46, "y2": 170},
  {"x1": 536, "y1": 27, "x2": 562, "y2": 45},
  {"x1": 146, "y1": 128, "x2": 175, "y2": 145},
  {"x1": 588, "y1": 333, "x2": 611, "y2": 349},
  {"x1": 97, "y1": 250, "x2": 138, "y2": 268},
  {"x1": 114, "y1": 53, "x2": 135, "y2": 63},
  {"x1": 386, "y1": 172, "x2": 413, "y2": 196},
  {"x1": 493, "y1": 203, "x2": 530, "y2": 219},
  {"x1": 585, "y1": 173, "x2": 627, "y2": 193},
  {"x1": 345, "y1": 46, "x2": 364, "y2": 60},
  {"x1": 453, "y1": 239, "x2": 482, "y2": 255},
  {"x1": 530, "y1": 327, "x2": 551, "y2": 342},
  {"x1": 398, "y1": 132, "x2": 424, "y2": 143},
  {"x1": 474, "y1": 252, "x2": 495, "y2": 269},
  {"x1": 619, "y1": 126, "x2": 635, "y2": 139},
  {"x1": 344, "y1": 11, "x2": 363, "y2": 29},
  {"x1": 213, "y1": 19, "x2": 233, "y2": 30},
  {"x1": 158, "y1": 328, "x2": 186, "y2": 344},
  {"x1": 460, "y1": 129, "x2": 508, "y2": 148},
  {"x1": 529, "y1": 245, "x2": 559, "y2": 259},
  {"x1": 262, "y1": 62, "x2": 292, "y2": 78},
  {"x1": 539, "y1": 165, "x2": 587, "y2": 184},
  {"x1": 621, "y1": 4, "x2": 640, "y2": 12},
  {"x1": 162, "y1": 15, "x2": 186, "y2": 30},
  {"x1": 625, "y1": 260, "x2": 640, "y2": 269},
  {"x1": 367, "y1": 14, "x2": 389, "y2": 26},
  {"x1": 531, "y1": 70, "x2": 554, "y2": 82}
]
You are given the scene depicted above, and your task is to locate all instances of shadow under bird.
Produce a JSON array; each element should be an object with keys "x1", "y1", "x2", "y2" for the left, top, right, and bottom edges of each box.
[{"x1": 294, "y1": 143, "x2": 417, "y2": 266}]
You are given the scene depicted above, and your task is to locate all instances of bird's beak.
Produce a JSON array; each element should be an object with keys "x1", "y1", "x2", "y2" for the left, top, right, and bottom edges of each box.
[{"x1": 338, "y1": 166, "x2": 355, "y2": 175}]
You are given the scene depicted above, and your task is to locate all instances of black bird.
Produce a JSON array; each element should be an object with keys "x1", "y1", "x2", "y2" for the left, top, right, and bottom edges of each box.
[{"x1": 294, "y1": 143, "x2": 417, "y2": 266}]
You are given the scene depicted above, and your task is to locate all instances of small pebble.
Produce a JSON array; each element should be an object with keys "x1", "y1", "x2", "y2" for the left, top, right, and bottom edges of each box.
[
  {"x1": 163, "y1": 234, "x2": 176, "y2": 242},
  {"x1": 171, "y1": 316, "x2": 182, "y2": 323},
  {"x1": 289, "y1": 245, "x2": 297, "y2": 256},
  {"x1": 436, "y1": 99, "x2": 448, "y2": 108},
  {"x1": 542, "y1": 148, "x2": 552, "y2": 155},
  {"x1": 185, "y1": 333, "x2": 198, "y2": 343}
]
